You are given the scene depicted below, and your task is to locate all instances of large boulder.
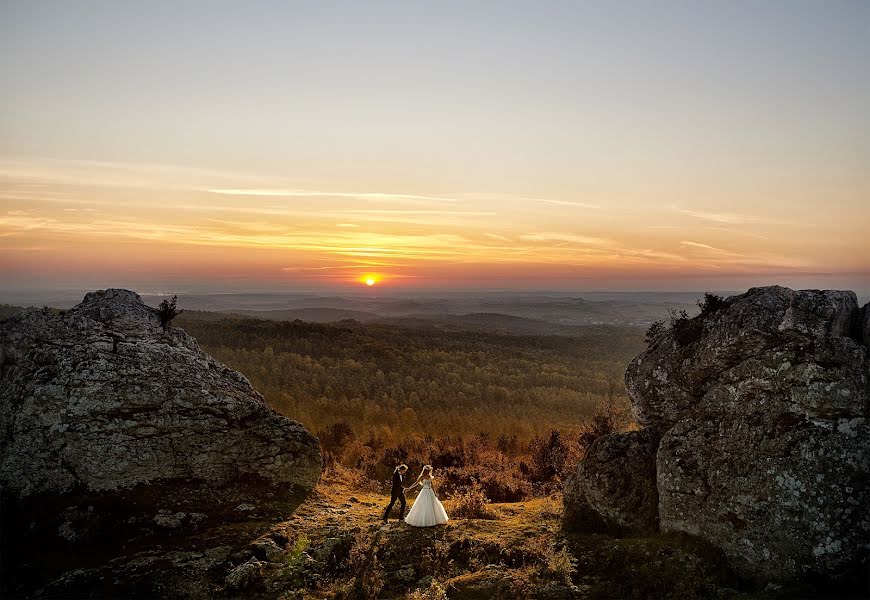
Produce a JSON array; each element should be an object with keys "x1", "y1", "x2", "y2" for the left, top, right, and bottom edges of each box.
[
  {"x1": 628, "y1": 286, "x2": 869, "y2": 581},
  {"x1": 0, "y1": 289, "x2": 322, "y2": 591},
  {"x1": 625, "y1": 287, "x2": 863, "y2": 432},
  {"x1": 563, "y1": 428, "x2": 659, "y2": 534},
  {"x1": 565, "y1": 286, "x2": 868, "y2": 583}
]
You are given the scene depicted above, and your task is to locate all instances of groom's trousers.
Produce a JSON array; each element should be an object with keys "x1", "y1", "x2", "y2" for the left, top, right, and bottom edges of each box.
[{"x1": 383, "y1": 491, "x2": 406, "y2": 521}]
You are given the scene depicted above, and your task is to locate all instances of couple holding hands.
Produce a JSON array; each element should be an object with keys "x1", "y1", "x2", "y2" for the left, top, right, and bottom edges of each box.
[{"x1": 382, "y1": 464, "x2": 449, "y2": 527}]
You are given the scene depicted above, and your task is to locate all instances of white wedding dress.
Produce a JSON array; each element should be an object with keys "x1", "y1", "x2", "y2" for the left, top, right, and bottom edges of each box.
[{"x1": 405, "y1": 478, "x2": 449, "y2": 527}]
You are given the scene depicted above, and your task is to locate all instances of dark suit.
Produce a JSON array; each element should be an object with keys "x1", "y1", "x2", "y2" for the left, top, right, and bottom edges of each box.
[{"x1": 383, "y1": 470, "x2": 406, "y2": 521}]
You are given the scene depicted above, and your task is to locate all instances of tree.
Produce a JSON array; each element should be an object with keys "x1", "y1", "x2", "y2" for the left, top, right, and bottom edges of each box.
[{"x1": 156, "y1": 295, "x2": 182, "y2": 331}]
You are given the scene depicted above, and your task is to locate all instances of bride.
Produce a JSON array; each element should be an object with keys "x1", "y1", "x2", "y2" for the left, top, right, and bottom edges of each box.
[{"x1": 404, "y1": 465, "x2": 449, "y2": 527}]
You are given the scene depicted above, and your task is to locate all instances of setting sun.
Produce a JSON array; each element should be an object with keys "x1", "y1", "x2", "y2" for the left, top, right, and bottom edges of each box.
[{"x1": 365, "y1": 278, "x2": 375, "y2": 286}]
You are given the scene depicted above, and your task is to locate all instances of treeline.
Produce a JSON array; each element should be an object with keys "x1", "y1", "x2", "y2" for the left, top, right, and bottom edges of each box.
[{"x1": 178, "y1": 315, "x2": 644, "y2": 442}]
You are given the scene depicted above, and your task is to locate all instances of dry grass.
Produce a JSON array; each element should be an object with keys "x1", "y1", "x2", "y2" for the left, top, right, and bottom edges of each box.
[{"x1": 260, "y1": 477, "x2": 741, "y2": 599}]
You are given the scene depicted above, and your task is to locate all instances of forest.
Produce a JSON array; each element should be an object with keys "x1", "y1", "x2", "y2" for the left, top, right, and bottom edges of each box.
[{"x1": 178, "y1": 314, "x2": 645, "y2": 498}]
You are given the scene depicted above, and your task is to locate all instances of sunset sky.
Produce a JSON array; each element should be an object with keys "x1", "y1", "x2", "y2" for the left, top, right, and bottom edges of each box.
[{"x1": 1, "y1": 1, "x2": 868, "y2": 293}]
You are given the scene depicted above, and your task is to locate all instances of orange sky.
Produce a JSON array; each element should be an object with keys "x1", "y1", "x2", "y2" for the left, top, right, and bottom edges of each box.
[
  {"x1": 1, "y1": 3, "x2": 868, "y2": 293},
  {"x1": 1, "y1": 158, "x2": 867, "y2": 292}
]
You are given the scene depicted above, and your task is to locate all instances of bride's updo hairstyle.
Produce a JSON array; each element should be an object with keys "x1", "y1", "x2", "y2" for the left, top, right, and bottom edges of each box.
[{"x1": 421, "y1": 465, "x2": 433, "y2": 476}]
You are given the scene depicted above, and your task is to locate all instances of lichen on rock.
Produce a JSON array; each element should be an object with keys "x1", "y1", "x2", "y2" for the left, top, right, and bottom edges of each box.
[
  {"x1": 565, "y1": 286, "x2": 869, "y2": 583},
  {"x1": 563, "y1": 428, "x2": 659, "y2": 535},
  {"x1": 0, "y1": 289, "x2": 322, "y2": 591}
]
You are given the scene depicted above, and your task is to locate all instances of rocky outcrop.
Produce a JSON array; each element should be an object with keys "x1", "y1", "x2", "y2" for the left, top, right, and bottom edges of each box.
[
  {"x1": 0, "y1": 289, "x2": 321, "y2": 592},
  {"x1": 565, "y1": 286, "x2": 869, "y2": 584},
  {"x1": 563, "y1": 428, "x2": 659, "y2": 534}
]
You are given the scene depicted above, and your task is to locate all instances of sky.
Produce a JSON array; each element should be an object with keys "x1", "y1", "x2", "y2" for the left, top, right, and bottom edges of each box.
[{"x1": 1, "y1": 1, "x2": 868, "y2": 294}]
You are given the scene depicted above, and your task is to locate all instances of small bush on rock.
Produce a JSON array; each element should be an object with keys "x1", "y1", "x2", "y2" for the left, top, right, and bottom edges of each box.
[
  {"x1": 668, "y1": 308, "x2": 703, "y2": 346},
  {"x1": 645, "y1": 319, "x2": 666, "y2": 345},
  {"x1": 156, "y1": 295, "x2": 183, "y2": 331},
  {"x1": 697, "y1": 292, "x2": 727, "y2": 316}
]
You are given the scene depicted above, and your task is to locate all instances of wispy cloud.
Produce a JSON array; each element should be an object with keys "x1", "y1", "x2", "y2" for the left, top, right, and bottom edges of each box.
[
  {"x1": 343, "y1": 209, "x2": 496, "y2": 216},
  {"x1": 207, "y1": 188, "x2": 462, "y2": 205},
  {"x1": 680, "y1": 240, "x2": 720, "y2": 251},
  {"x1": 532, "y1": 198, "x2": 600, "y2": 209},
  {"x1": 458, "y1": 192, "x2": 599, "y2": 210},
  {"x1": 706, "y1": 226, "x2": 768, "y2": 240},
  {"x1": 680, "y1": 240, "x2": 748, "y2": 259},
  {"x1": 519, "y1": 232, "x2": 612, "y2": 246},
  {"x1": 678, "y1": 208, "x2": 800, "y2": 226},
  {"x1": 0, "y1": 157, "x2": 310, "y2": 191}
]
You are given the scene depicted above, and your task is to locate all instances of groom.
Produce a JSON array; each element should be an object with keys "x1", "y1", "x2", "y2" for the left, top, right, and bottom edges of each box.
[{"x1": 382, "y1": 464, "x2": 408, "y2": 522}]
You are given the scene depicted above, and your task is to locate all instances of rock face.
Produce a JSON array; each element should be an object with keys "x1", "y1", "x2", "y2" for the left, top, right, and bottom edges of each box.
[
  {"x1": 563, "y1": 428, "x2": 659, "y2": 534},
  {"x1": 566, "y1": 286, "x2": 869, "y2": 583},
  {"x1": 0, "y1": 289, "x2": 321, "y2": 589}
]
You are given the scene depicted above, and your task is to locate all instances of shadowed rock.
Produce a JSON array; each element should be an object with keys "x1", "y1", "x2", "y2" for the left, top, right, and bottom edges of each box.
[
  {"x1": 566, "y1": 286, "x2": 869, "y2": 584},
  {"x1": 563, "y1": 428, "x2": 659, "y2": 534},
  {"x1": 0, "y1": 289, "x2": 321, "y2": 593}
]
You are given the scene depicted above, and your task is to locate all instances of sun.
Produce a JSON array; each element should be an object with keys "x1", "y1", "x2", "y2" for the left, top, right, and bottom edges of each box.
[
  {"x1": 365, "y1": 278, "x2": 376, "y2": 286},
  {"x1": 360, "y1": 274, "x2": 380, "y2": 287}
]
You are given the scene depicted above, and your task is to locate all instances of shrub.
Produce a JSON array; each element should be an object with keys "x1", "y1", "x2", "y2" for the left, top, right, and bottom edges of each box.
[
  {"x1": 524, "y1": 537, "x2": 576, "y2": 585},
  {"x1": 528, "y1": 430, "x2": 567, "y2": 483},
  {"x1": 668, "y1": 307, "x2": 702, "y2": 346},
  {"x1": 697, "y1": 292, "x2": 727, "y2": 316},
  {"x1": 156, "y1": 295, "x2": 183, "y2": 331},
  {"x1": 270, "y1": 534, "x2": 310, "y2": 582},
  {"x1": 578, "y1": 387, "x2": 631, "y2": 451},
  {"x1": 545, "y1": 544, "x2": 576, "y2": 585},
  {"x1": 446, "y1": 485, "x2": 497, "y2": 520},
  {"x1": 645, "y1": 319, "x2": 666, "y2": 345}
]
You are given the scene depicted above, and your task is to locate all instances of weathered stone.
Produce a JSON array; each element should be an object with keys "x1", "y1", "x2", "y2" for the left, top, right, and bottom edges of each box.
[
  {"x1": 657, "y1": 413, "x2": 868, "y2": 581},
  {"x1": 224, "y1": 557, "x2": 265, "y2": 589},
  {"x1": 862, "y1": 302, "x2": 870, "y2": 347},
  {"x1": 624, "y1": 286, "x2": 869, "y2": 582},
  {"x1": 313, "y1": 536, "x2": 346, "y2": 565},
  {"x1": 251, "y1": 537, "x2": 286, "y2": 562},
  {"x1": 625, "y1": 286, "x2": 863, "y2": 433},
  {"x1": 154, "y1": 510, "x2": 188, "y2": 529},
  {"x1": 0, "y1": 289, "x2": 322, "y2": 591},
  {"x1": 562, "y1": 428, "x2": 659, "y2": 534}
]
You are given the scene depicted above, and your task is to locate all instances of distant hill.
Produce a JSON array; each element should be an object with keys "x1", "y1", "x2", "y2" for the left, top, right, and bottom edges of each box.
[
  {"x1": 1, "y1": 290, "x2": 715, "y2": 331},
  {"x1": 232, "y1": 307, "x2": 384, "y2": 323},
  {"x1": 179, "y1": 307, "x2": 633, "y2": 337}
]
